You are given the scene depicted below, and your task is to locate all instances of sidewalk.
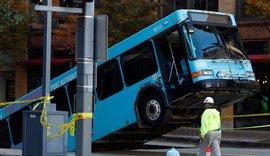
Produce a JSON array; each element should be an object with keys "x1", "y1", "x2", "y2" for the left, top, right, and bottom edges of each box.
[
  {"x1": 162, "y1": 127, "x2": 270, "y2": 147},
  {"x1": 1, "y1": 128, "x2": 270, "y2": 156}
]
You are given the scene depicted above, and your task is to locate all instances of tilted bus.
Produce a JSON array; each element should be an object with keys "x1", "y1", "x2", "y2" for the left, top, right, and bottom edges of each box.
[
  {"x1": 0, "y1": 9, "x2": 260, "y2": 151},
  {"x1": 92, "y1": 9, "x2": 259, "y2": 149}
]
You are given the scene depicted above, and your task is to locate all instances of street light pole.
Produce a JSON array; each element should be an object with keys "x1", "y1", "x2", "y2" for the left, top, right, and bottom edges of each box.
[
  {"x1": 76, "y1": 1, "x2": 95, "y2": 155},
  {"x1": 42, "y1": 0, "x2": 52, "y2": 101}
]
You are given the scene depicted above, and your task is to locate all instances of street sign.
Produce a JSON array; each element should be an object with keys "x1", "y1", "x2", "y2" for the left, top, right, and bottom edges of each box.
[{"x1": 95, "y1": 15, "x2": 108, "y2": 62}]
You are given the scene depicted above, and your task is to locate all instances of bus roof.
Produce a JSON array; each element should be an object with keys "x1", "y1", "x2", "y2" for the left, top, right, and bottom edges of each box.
[{"x1": 107, "y1": 9, "x2": 236, "y2": 60}]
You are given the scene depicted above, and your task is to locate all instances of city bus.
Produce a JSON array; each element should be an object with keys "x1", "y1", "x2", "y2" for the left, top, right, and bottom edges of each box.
[
  {"x1": 92, "y1": 9, "x2": 259, "y2": 148},
  {"x1": 0, "y1": 9, "x2": 259, "y2": 151}
]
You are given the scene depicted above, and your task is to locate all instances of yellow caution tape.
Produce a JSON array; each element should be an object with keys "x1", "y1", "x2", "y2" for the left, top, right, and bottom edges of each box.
[
  {"x1": 32, "y1": 96, "x2": 54, "y2": 110},
  {"x1": 39, "y1": 96, "x2": 53, "y2": 130},
  {"x1": 222, "y1": 124, "x2": 270, "y2": 130},
  {"x1": 221, "y1": 113, "x2": 270, "y2": 130},
  {"x1": 222, "y1": 113, "x2": 270, "y2": 119},
  {"x1": 233, "y1": 124, "x2": 270, "y2": 130},
  {"x1": 36, "y1": 96, "x2": 93, "y2": 139},
  {"x1": 0, "y1": 96, "x2": 92, "y2": 139},
  {"x1": 46, "y1": 113, "x2": 93, "y2": 139},
  {"x1": 0, "y1": 96, "x2": 53, "y2": 107}
]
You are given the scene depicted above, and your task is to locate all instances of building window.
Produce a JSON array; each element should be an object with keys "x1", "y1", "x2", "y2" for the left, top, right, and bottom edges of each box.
[
  {"x1": 53, "y1": 47, "x2": 75, "y2": 59},
  {"x1": 6, "y1": 80, "x2": 15, "y2": 102},
  {"x1": 193, "y1": 0, "x2": 218, "y2": 11},
  {"x1": 28, "y1": 66, "x2": 42, "y2": 91},
  {"x1": 243, "y1": 41, "x2": 269, "y2": 55},
  {"x1": 237, "y1": 0, "x2": 260, "y2": 21},
  {"x1": 161, "y1": 0, "x2": 187, "y2": 17},
  {"x1": 28, "y1": 48, "x2": 43, "y2": 59},
  {"x1": 160, "y1": 0, "x2": 218, "y2": 18}
]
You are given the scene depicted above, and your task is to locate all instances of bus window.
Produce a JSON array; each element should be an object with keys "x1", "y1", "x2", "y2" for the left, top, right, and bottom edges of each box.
[
  {"x1": 51, "y1": 80, "x2": 76, "y2": 117},
  {"x1": 183, "y1": 23, "x2": 247, "y2": 60},
  {"x1": 66, "y1": 80, "x2": 76, "y2": 114},
  {"x1": 120, "y1": 42, "x2": 158, "y2": 86},
  {"x1": 185, "y1": 24, "x2": 226, "y2": 59},
  {"x1": 52, "y1": 87, "x2": 70, "y2": 115},
  {"x1": 216, "y1": 26, "x2": 247, "y2": 59},
  {"x1": 96, "y1": 59, "x2": 123, "y2": 100},
  {"x1": 9, "y1": 106, "x2": 30, "y2": 145},
  {"x1": 0, "y1": 119, "x2": 11, "y2": 148}
]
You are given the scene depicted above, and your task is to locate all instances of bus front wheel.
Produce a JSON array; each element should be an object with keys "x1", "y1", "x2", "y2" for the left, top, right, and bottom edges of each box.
[{"x1": 140, "y1": 94, "x2": 170, "y2": 128}]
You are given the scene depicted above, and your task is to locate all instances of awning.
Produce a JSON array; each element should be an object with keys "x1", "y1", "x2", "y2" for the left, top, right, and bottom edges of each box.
[
  {"x1": 23, "y1": 58, "x2": 75, "y2": 66},
  {"x1": 248, "y1": 54, "x2": 270, "y2": 63}
]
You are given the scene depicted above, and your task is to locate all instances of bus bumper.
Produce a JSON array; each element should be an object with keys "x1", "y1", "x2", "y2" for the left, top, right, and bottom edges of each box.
[
  {"x1": 171, "y1": 79, "x2": 260, "y2": 110},
  {"x1": 194, "y1": 79, "x2": 260, "y2": 93}
]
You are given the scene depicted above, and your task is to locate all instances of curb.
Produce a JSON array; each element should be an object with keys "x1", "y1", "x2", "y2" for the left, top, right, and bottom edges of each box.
[{"x1": 161, "y1": 135, "x2": 270, "y2": 148}]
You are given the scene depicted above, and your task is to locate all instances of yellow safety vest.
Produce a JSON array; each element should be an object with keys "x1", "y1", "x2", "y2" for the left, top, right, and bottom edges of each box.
[{"x1": 200, "y1": 108, "x2": 221, "y2": 138}]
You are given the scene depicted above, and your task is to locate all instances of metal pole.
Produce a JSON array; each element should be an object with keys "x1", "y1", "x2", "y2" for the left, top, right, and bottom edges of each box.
[
  {"x1": 76, "y1": 1, "x2": 94, "y2": 156},
  {"x1": 187, "y1": 0, "x2": 194, "y2": 9},
  {"x1": 173, "y1": 0, "x2": 176, "y2": 11},
  {"x1": 160, "y1": 0, "x2": 163, "y2": 18},
  {"x1": 42, "y1": 0, "x2": 52, "y2": 99},
  {"x1": 41, "y1": 0, "x2": 52, "y2": 155}
]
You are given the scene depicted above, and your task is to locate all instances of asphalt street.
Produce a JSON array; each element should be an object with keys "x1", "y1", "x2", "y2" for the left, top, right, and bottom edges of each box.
[
  {"x1": 1, "y1": 145, "x2": 270, "y2": 156},
  {"x1": 1, "y1": 147, "x2": 269, "y2": 156}
]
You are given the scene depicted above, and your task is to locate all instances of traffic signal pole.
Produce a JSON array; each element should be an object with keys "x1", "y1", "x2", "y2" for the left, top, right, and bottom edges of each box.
[{"x1": 76, "y1": 1, "x2": 95, "y2": 156}]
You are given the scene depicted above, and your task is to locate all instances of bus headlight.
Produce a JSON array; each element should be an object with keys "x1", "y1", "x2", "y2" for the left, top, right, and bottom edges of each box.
[
  {"x1": 192, "y1": 69, "x2": 213, "y2": 78},
  {"x1": 202, "y1": 69, "x2": 213, "y2": 76}
]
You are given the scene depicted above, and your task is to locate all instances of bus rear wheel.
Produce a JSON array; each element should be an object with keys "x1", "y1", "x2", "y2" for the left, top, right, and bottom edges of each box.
[{"x1": 140, "y1": 94, "x2": 170, "y2": 128}]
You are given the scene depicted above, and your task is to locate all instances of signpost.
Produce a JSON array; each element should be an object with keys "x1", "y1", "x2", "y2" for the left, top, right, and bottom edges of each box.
[
  {"x1": 42, "y1": 0, "x2": 52, "y2": 100},
  {"x1": 75, "y1": 1, "x2": 94, "y2": 155}
]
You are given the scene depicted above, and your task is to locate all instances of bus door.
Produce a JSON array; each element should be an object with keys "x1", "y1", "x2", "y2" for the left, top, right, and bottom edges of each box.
[{"x1": 155, "y1": 29, "x2": 192, "y2": 101}]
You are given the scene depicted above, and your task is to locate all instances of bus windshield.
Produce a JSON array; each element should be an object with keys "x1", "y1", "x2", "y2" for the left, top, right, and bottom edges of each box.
[{"x1": 184, "y1": 24, "x2": 247, "y2": 60}]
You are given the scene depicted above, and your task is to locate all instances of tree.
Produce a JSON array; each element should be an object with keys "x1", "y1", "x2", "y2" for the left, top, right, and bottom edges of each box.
[
  {"x1": 245, "y1": 0, "x2": 270, "y2": 19},
  {"x1": 0, "y1": 0, "x2": 31, "y2": 66},
  {"x1": 245, "y1": 0, "x2": 270, "y2": 49},
  {"x1": 30, "y1": 1, "x2": 77, "y2": 46},
  {"x1": 96, "y1": 0, "x2": 159, "y2": 47}
]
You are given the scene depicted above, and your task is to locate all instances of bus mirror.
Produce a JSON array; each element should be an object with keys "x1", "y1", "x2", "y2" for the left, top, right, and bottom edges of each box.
[{"x1": 186, "y1": 21, "x2": 195, "y2": 34}]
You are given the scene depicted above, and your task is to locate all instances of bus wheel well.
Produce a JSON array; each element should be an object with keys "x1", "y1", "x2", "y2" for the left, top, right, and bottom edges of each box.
[
  {"x1": 136, "y1": 87, "x2": 165, "y2": 109},
  {"x1": 136, "y1": 87, "x2": 170, "y2": 128}
]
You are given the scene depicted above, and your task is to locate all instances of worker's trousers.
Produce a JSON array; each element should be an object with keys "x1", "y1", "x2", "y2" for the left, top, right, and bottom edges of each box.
[{"x1": 197, "y1": 130, "x2": 221, "y2": 156}]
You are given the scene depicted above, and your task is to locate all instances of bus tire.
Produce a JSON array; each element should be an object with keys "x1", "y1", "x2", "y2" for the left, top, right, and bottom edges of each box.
[{"x1": 140, "y1": 94, "x2": 170, "y2": 128}]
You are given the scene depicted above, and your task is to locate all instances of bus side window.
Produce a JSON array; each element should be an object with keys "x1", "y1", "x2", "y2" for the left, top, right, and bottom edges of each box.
[
  {"x1": 121, "y1": 42, "x2": 158, "y2": 86},
  {"x1": 9, "y1": 106, "x2": 31, "y2": 145},
  {"x1": 96, "y1": 59, "x2": 123, "y2": 100},
  {"x1": 0, "y1": 119, "x2": 11, "y2": 148}
]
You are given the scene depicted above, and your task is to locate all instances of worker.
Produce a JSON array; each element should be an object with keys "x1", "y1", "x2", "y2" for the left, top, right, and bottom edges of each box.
[
  {"x1": 261, "y1": 95, "x2": 268, "y2": 113},
  {"x1": 197, "y1": 97, "x2": 221, "y2": 156}
]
